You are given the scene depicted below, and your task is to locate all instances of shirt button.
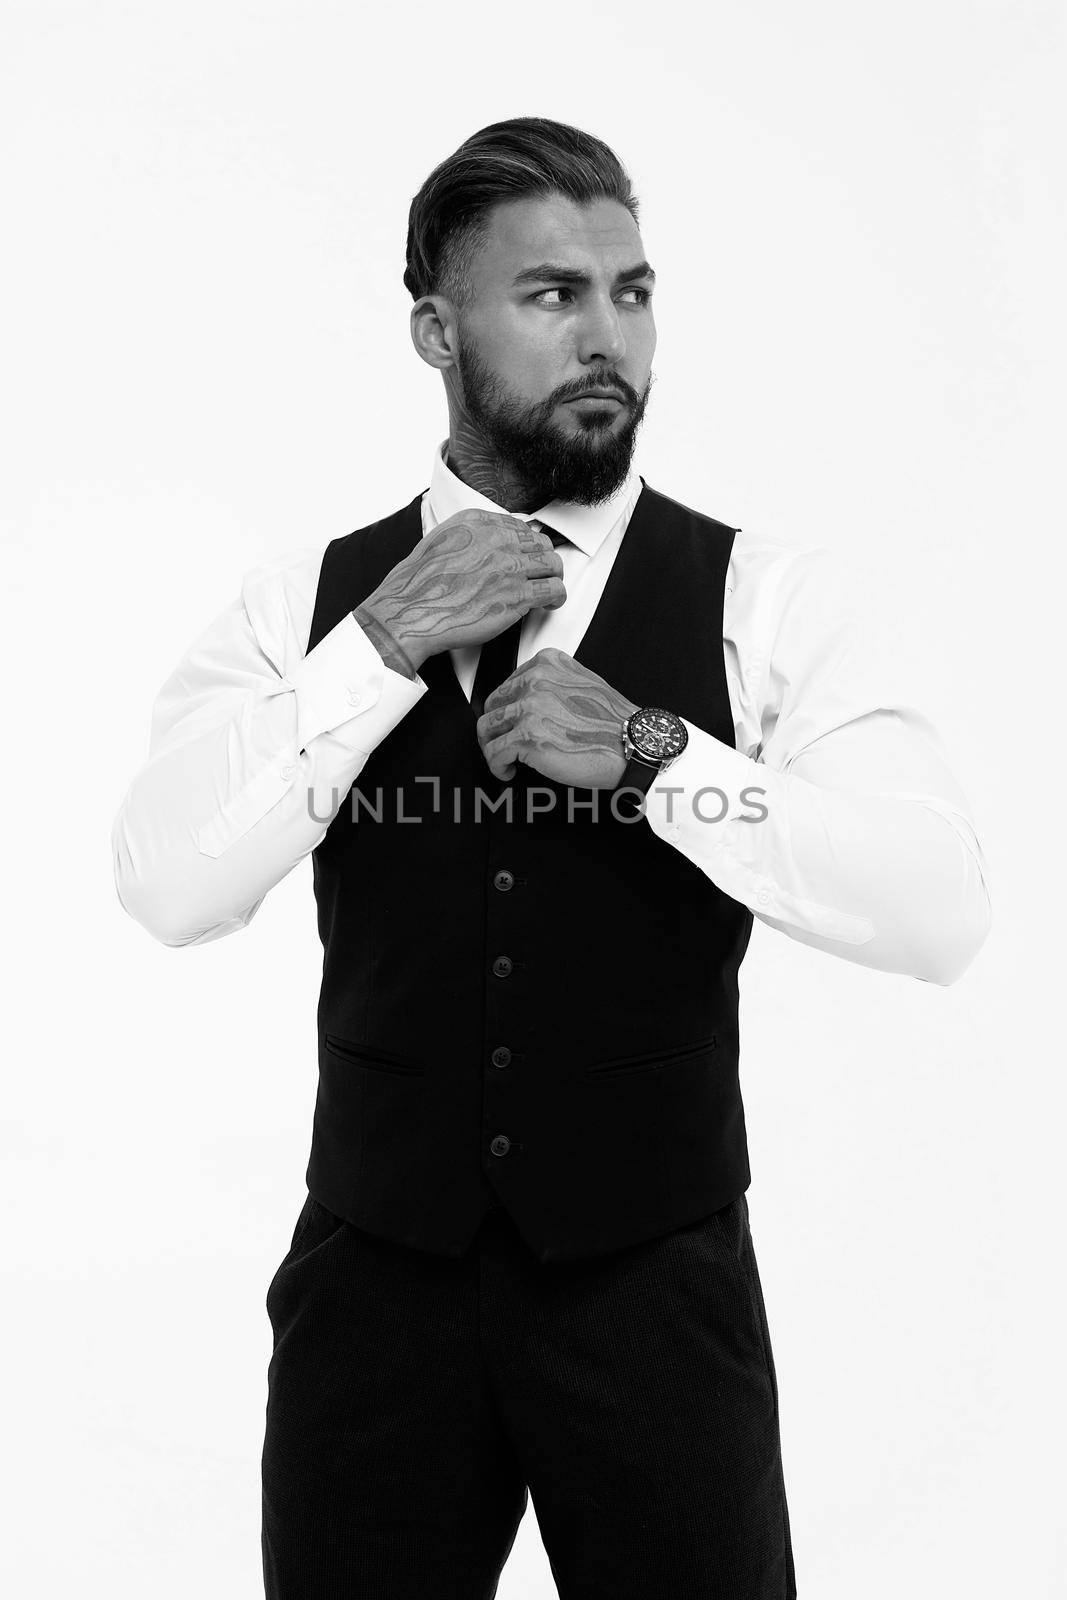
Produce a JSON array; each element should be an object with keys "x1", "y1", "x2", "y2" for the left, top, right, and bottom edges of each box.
[
  {"x1": 490, "y1": 1134, "x2": 511, "y2": 1157},
  {"x1": 756, "y1": 888, "x2": 771, "y2": 906},
  {"x1": 280, "y1": 765, "x2": 295, "y2": 780},
  {"x1": 493, "y1": 869, "x2": 515, "y2": 892},
  {"x1": 491, "y1": 1046, "x2": 512, "y2": 1068},
  {"x1": 666, "y1": 826, "x2": 681, "y2": 843},
  {"x1": 347, "y1": 689, "x2": 362, "y2": 706},
  {"x1": 492, "y1": 955, "x2": 513, "y2": 978}
]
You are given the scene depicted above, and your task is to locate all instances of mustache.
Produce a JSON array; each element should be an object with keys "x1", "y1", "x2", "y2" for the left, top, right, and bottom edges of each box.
[{"x1": 550, "y1": 372, "x2": 643, "y2": 408}]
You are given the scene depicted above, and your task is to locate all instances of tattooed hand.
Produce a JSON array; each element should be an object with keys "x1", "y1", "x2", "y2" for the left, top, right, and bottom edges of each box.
[
  {"x1": 477, "y1": 647, "x2": 641, "y2": 788},
  {"x1": 355, "y1": 509, "x2": 565, "y2": 672}
]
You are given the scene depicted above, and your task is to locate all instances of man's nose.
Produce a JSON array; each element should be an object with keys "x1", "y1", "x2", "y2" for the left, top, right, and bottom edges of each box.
[{"x1": 576, "y1": 296, "x2": 626, "y2": 366}]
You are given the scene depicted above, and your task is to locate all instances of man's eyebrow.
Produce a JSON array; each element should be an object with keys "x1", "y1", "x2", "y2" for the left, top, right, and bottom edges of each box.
[{"x1": 510, "y1": 260, "x2": 657, "y2": 288}]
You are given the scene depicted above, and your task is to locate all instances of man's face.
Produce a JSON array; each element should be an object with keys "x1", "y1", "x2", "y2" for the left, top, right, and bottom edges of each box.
[{"x1": 450, "y1": 192, "x2": 657, "y2": 505}]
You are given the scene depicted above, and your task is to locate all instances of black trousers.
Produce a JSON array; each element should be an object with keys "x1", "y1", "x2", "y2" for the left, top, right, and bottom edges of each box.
[{"x1": 261, "y1": 1192, "x2": 797, "y2": 1599}]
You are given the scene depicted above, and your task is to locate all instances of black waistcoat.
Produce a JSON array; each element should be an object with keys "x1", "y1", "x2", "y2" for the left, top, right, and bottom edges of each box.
[{"x1": 303, "y1": 481, "x2": 754, "y2": 1262}]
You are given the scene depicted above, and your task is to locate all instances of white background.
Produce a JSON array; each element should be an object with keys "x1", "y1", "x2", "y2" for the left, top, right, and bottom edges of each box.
[{"x1": 3, "y1": 1, "x2": 1063, "y2": 1595}]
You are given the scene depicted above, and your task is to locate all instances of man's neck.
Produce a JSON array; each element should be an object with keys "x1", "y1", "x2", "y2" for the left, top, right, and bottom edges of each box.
[{"x1": 446, "y1": 398, "x2": 545, "y2": 514}]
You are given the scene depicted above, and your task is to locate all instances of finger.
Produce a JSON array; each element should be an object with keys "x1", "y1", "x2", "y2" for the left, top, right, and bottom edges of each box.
[
  {"x1": 527, "y1": 574, "x2": 567, "y2": 608},
  {"x1": 483, "y1": 676, "x2": 521, "y2": 712},
  {"x1": 485, "y1": 754, "x2": 517, "y2": 782},
  {"x1": 514, "y1": 523, "x2": 556, "y2": 556},
  {"x1": 477, "y1": 700, "x2": 519, "y2": 735},
  {"x1": 522, "y1": 549, "x2": 564, "y2": 580},
  {"x1": 482, "y1": 727, "x2": 525, "y2": 780},
  {"x1": 478, "y1": 509, "x2": 532, "y2": 531}
]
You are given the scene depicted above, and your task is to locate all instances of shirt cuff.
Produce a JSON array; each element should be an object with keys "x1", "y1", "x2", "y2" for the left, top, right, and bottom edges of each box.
[
  {"x1": 641, "y1": 721, "x2": 877, "y2": 946},
  {"x1": 194, "y1": 615, "x2": 428, "y2": 860},
  {"x1": 287, "y1": 611, "x2": 428, "y2": 754}
]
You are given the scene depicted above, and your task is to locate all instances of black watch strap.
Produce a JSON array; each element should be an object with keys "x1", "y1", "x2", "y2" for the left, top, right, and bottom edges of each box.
[
  {"x1": 616, "y1": 752, "x2": 662, "y2": 815},
  {"x1": 621, "y1": 753, "x2": 662, "y2": 796}
]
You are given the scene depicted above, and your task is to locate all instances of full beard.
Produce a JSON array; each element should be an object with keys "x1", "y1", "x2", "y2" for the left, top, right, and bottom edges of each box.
[{"x1": 454, "y1": 339, "x2": 652, "y2": 507}]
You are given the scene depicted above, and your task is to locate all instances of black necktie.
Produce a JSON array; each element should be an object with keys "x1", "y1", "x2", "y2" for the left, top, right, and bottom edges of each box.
[{"x1": 470, "y1": 523, "x2": 566, "y2": 721}]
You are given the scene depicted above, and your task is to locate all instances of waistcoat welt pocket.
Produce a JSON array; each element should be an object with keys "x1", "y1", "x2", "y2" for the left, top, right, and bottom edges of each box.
[
  {"x1": 324, "y1": 1033, "x2": 426, "y2": 1076},
  {"x1": 585, "y1": 1033, "x2": 718, "y2": 1077}
]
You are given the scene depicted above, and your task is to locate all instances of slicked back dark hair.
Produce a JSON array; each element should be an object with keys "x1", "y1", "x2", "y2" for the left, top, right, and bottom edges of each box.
[{"x1": 404, "y1": 117, "x2": 639, "y2": 306}]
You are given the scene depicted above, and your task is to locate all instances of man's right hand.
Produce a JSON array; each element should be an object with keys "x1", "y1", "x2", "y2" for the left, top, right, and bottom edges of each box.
[{"x1": 353, "y1": 508, "x2": 566, "y2": 674}]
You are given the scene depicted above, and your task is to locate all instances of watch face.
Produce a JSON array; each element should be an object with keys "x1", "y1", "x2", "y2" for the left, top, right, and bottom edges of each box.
[{"x1": 629, "y1": 707, "x2": 688, "y2": 761}]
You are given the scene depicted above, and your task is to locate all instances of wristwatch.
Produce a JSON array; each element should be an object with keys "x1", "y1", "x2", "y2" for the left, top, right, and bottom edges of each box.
[{"x1": 616, "y1": 707, "x2": 689, "y2": 812}]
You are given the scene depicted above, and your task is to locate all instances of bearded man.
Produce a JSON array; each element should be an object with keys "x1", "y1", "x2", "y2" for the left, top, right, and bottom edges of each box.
[{"x1": 113, "y1": 116, "x2": 991, "y2": 1599}]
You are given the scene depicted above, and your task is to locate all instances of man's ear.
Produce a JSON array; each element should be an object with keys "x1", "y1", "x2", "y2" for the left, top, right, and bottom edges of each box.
[{"x1": 410, "y1": 294, "x2": 459, "y2": 371}]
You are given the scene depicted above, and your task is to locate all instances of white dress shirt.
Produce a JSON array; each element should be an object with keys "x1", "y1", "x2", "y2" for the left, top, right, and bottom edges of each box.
[{"x1": 112, "y1": 443, "x2": 991, "y2": 982}]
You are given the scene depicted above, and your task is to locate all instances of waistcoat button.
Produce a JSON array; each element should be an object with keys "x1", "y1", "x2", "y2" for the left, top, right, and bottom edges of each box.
[
  {"x1": 493, "y1": 869, "x2": 515, "y2": 892},
  {"x1": 491, "y1": 955, "x2": 513, "y2": 978},
  {"x1": 490, "y1": 1134, "x2": 511, "y2": 1156},
  {"x1": 491, "y1": 1046, "x2": 512, "y2": 1068}
]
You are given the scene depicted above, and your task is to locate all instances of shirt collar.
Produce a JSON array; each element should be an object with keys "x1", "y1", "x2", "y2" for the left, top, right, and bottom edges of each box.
[{"x1": 426, "y1": 440, "x2": 641, "y2": 558}]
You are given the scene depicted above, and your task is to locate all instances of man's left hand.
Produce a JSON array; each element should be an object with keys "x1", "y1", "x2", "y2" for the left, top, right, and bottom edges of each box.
[{"x1": 477, "y1": 647, "x2": 640, "y2": 788}]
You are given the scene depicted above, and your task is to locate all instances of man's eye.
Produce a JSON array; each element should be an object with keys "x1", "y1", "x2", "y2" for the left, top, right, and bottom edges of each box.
[{"x1": 533, "y1": 286, "x2": 652, "y2": 306}]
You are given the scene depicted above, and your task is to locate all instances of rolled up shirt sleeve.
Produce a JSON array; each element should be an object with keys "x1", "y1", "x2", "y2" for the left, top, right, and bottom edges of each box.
[
  {"x1": 642, "y1": 543, "x2": 992, "y2": 984},
  {"x1": 111, "y1": 545, "x2": 427, "y2": 948}
]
